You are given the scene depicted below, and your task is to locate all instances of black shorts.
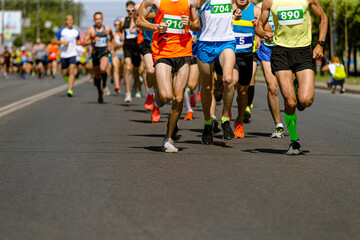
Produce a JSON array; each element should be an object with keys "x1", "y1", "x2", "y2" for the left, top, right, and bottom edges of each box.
[
  {"x1": 234, "y1": 52, "x2": 253, "y2": 86},
  {"x1": 92, "y1": 49, "x2": 109, "y2": 67},
  {"x1": 124, "y1": 42, "x2": 141, "y2": 67},
  {"x1": 138, "y1": 40, "x2": 152, "y2": 56},
  {"x1": 154, "y1": 56, "x2": 191, "y2": 73},
  {"x1": 253, "y1": 52, "x2": 259, "y2": 63},
  {"x1": 61, "y1": 56, "x2": 76, "y2": 69},
  {"x1": 271, "y1": 46, "x2": 315, "y2": 74},
  {"x1": 35, "y1": 59, "x2": 44, "y2": 65},
  {"x1": 191, "y1": 57, "x2": 197, "y2": 65}
]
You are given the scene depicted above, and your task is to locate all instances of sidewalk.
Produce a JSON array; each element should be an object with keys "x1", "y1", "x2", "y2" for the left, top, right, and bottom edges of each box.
[{"x1": 255, "y1": 77, "x2": 360, "y2": 94}]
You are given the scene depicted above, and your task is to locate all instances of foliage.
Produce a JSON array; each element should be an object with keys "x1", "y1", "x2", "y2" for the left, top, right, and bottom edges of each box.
[{"x1": 4, "y1": 0, "x2": 83, "y2": 46}]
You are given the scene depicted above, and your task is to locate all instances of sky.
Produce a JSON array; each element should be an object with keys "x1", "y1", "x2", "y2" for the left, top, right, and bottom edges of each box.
[{"x1": 79, "y1": 0, "x2": 141, "y2": 31}]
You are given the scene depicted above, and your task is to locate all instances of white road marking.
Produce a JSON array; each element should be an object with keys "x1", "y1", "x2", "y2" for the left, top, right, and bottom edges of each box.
[{"x1": 0, "y1": 78, "x2": 88, "y2": 119}]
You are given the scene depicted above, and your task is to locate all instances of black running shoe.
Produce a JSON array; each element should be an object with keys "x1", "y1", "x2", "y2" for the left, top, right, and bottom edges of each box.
[
  {"x1": 201, "y1": 125, "x2": 213, "y2": 145},
  {"x1": 98, "y1": 91, "x2": 104, "y2": 103},
  {"x1": 286, "y1": 141, "x2": 301, "y2": 155},
  {"x1": 222, "y1": 121, "x2": 235, "y2": 140},
  {"x1": 294, "y1": 78, "x2": 305, "y2": 111},
  {"x1": 212, "y1": 118, "x2": 222, "y2": 134}
]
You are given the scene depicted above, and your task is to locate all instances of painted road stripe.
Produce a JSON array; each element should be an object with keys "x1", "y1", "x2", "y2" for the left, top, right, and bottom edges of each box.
[{"x1": 0, "y1": 78, "x2": 88, "y2": 119}]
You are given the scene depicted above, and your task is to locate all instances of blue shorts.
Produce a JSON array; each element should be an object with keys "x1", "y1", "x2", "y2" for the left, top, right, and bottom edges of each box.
[
  {"x1": 61, "y1": 56, "x2": 77, "y2": 69},
  {"x1": 329, "y1": 76, "x2": 345, "y2": 86},
  {"x1": 256, "y1": 43, "x2": 274, "y2": 62},
  {"x1": 197, "y1": 40, "x2": 236, "y2": 64}
]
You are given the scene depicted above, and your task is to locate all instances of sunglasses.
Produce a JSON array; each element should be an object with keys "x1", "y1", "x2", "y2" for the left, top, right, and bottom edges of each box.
[
  {"x1": 126, "y1": 9, "x2": 135, "y2": 12},
  {"x1": 114, "y1": 24, "x2": 120, "y2": 26}
]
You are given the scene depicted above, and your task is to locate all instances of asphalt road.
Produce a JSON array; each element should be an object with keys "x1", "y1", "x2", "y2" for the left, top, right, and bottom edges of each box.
[{"x1": 0, "y1": 75, "x2": 359, "y2": 240}]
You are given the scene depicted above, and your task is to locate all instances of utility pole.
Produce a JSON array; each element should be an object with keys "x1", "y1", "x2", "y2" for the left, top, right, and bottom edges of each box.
[
  {"x1": 36, "y1": 0, "x2": 40, "y2": 39},
  {"x1": 344, "y1": 7, "x2": 349, "y2": 76},
  {"x1": 22, "y1": 0, "x2": 27, "y2": 44}
]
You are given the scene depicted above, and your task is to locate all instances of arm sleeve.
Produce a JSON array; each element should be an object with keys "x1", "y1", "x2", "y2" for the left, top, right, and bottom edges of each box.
[{"x1": 55, "y1": 28, "x2": 64, "y2": 39}]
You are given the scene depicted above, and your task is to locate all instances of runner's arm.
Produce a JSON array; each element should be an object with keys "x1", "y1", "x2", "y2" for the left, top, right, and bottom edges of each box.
[
  {"x1": 309, "y1": 0, "x2": 328, "y2": 59},
  {"x1": 137, "y1": 0, "x2": 166, "y2": 32},
  {"x1": 182, "y1": 0, "x2": 200, "y2": 32},
  {"x1": 83, "y1": 28, "x2": 93, "y2": 46},
  {"x1": 255, "y1": 0, "x2": 273, "y2": 43}
]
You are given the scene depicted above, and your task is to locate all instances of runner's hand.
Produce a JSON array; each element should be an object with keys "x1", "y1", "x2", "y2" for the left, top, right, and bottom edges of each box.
[
  {"x1": 251, "y1": 19, "x2": 258, "y2": 27},
  {"x1": 264, "y1": 31, "x2": 274, "y2": 43},
  {"x1": 157, "y1": 22, "x2": 168, "y2": 33},
  {"x1": 130, "y1": 28, "x2": 136, "y2": 34},
  {"x1": 62, "y1": 41, "x2": 69, "y2": 46},
  {"x1": 313, "y1": 45, "x2": 324, "y2": 60},
  {"x1": 234, "y1": 9, "x2": 242, "y2": 20},
  {"x1": 181, "y1": 13, "x2": 191, "y2": 27}
]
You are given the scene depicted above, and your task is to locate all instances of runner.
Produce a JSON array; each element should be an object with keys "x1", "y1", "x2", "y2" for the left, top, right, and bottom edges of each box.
[
  {"x1": 1, "y1": 46, "x2": 10, "y2": 78},
  {"x1": 136, "y1": 1, "x2": 161, "y2": 122},
  {"x1": 84, "y1": 12, "x2": 115, "y2": 103},
  {"x1": 254, "y1": 1, "x2": 284, "y2": 138},
  {"x1": 112, "y1": 19, "x2": 125, "y2": 93},
  {"x1": 197, "y1": 0, "x2": 241, "y2": 144},
  {"x1": 52, "y1": 15, "x2": 81, "y2": 97},
  {"x1": 33, "y1": 38, "x2": 46, "y2": 79},
  {"x1": 138, "y1": 0, "x2": 200, "y2": 152},
  {"x1": 46, "y1": 41, "x2": 59, "y2": 78},
  {"x1": 232, "y1": 0, "x2": 260, "y2": 138},
  {"x1": 120, "y1": 1, "x2": 142, "y2": 102},
  {"x1": 256, "y1": 0, "x2": 328, "y2": 155}
]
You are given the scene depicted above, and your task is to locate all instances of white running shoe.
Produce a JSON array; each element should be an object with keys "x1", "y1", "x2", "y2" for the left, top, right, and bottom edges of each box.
[
  {"x1": 271, "y1": 127, "x2": 284, "y2": 138},
  {"x1": 103, "y1": 87, "x2": 110, "y2": 96},
  {"x1": 135, "y1": 91, "x2": 142, "y2": 98},
  {"x1": 125, "y1": 92, "x2": 132, "y2": 102},
  {"x1": 161, "y1": 138, "x2": 178, "y2": 153}
]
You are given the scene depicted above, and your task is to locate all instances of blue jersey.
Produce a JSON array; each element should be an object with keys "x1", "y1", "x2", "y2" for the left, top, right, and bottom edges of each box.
[
  {"x1": 143, "y1": 8, "x2": 155, "y2": 42},
  {"x1": 233, "y1": 3, "x2": 256, "y2": 53}
]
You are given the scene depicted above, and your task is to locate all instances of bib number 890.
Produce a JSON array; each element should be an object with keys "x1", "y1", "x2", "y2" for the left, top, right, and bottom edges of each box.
[{"x1": 279, "y1": 10, "x2": 300, "y2": 20}]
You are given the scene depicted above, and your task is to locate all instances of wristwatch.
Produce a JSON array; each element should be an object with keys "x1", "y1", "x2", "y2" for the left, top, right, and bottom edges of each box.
[{"x1": 318, "y1": 41, "x2": 326, "y2": 47}]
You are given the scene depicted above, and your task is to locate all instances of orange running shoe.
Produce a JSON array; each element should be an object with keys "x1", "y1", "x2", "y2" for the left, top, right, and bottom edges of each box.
[
  {"x1": 151, "y1": 107, "x2": 160, "y2": 123},
  {"x1": 144, "y1": 94, "x2": 154, "y2": 111},
  {"x1": 235, "y1": 122, "x2": 244, "y2": 138},
  {"x1": 184, "y1": 111, "x2": 193, "y2": 120},
  {"x1": 114, "y1": 84, "x2": 120, "y2": 93},
  {"x1": 197, "y1": 91, "x2": 201, "y2": 102}
]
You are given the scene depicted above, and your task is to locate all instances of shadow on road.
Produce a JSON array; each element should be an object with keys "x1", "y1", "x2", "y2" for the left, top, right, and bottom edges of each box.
[
  {"x1": 180, "y1": 140, "x2": 233, "y2": 148},
  {"x1": 130, "y1": 146, "x2": 186, "y2": 152},
  {"x1": 130, "y1": 119, "x2": 167, "y2": 124},
  {"x1": 242, "y1": 148, "x2": 309, "y2": 155}
]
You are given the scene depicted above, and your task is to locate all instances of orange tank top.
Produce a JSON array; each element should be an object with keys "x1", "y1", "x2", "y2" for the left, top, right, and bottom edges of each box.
[
  {"x1": 152, "y1": 0, "x2": 192, "y2": 62},
  {"x1": 137, "y1": 30, "x2": 144, "y2": 44},
  {"x1": 48, "y1": 44, "x2": 58, "y2": 60}
]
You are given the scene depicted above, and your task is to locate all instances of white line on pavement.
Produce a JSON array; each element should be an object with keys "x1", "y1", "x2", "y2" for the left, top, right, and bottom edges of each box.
[{"x1": 0, "y1": 78, "x2": 88, "y2": 119}]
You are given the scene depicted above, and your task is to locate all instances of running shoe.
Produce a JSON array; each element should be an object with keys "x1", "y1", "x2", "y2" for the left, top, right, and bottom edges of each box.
[
  {"x1": 125, "y1": 92, "x2": 132, "y2": 102},
  {"x1": 144, "y1": 94, "x2": 154, "y2": 111},
  {"x1": 114, "y1": 85, "x2": 120, "y2": 93},
  {"x1": 161, "y1": 138, "x2": 178, "y2": 153},
  {"x1": 331, "y1": 86, "x2": 336, "y2": 94},
  {"x1": 63, "y1": 75, "x2": 68, "y2": 82},
  {"x1": 184, "y1": 111, "x2": 193, "y2": 120},
  {"x1": 234, "y1": 122, "x2": 244, "y2": 138},
  {"x1": 244, "y1": 106, "x2": 251, "y2": 123},
  {"x1": 190, "y1": 93, "x2": 196, "y2": 107},
  {"x1": 202, "y1": 125, "x2": 213, "y2": 145},
  {"x1": 197, "y1": 91, "x2": 201, "y2": 102},
  {"x1": 271, "y1": 127, "x2": 284, "y2": 138},
  {"x1": 340, "y1": 87, "x2": 345, "y2": 94},
  {"x1": 212, "y1": 117, "x2": 222, "y2": 134},
  {"x1": 155, "y1": 90, "x2": 165, "y2": 107},
  {"x1": 103, "y1": 87, "x2": 110, "y2": 96},
  {"x1": 66, "y1": 89, "x2": 73, "y2": 97},
  {"x1": 135, "y1": 91, "x2": 142, "y2": 98},
  {"x1": 222, "y1": 121, "x2": 235, "y2": 140},
  {"x1": 98, "y1": 91, "x2": 104, "y2": 103},
  {"x1": 286, "y1": 141, "x2": 301, "y2": 155},
  {"x1": 151, "y1": 107, "x2": 160, "y2": 123},
  {"x1": 294, "y1": 78, "x2": 305, "y2": 111}
]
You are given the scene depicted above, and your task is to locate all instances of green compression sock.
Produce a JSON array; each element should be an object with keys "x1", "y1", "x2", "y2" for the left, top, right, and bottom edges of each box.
[
  {"x1": 284, "y1": 112, "x2": 299, "y2": 142},
  {"x1": 204, "y1": 119, "x2": 212, "y2": 126},
  {"x1": 221, "y1": 117, "x2": 230, "y2": 124}
]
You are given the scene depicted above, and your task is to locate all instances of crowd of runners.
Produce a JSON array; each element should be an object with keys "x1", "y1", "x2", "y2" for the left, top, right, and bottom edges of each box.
[{"x1": 0, "y1": 0, "x2": 328, "y2": 155}]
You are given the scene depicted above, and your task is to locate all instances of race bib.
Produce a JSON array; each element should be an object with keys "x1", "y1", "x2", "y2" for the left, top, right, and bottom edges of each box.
[
  {"x1": 210, "y1": 0, "x2": 232, "y2": 18},
  {"x1": 234, "y1": 33, "x2": 253, "y2": 49},
  {"x1": 95, "y1": 37, "x2": 108, "y2": 47},
  {"x1": 277, "y1": 6, "x2": 304, "y2": 26},
  {"x1": 125, "y1": 29, "x2": 138, "y2": 39},
  {"x1": 163, "y1": 14, "x2": 185, "y2": 34}
]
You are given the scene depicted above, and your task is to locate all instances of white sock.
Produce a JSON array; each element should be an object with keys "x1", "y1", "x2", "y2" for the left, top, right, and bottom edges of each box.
[
  {"x1": 211, "y1": 115, "x2": 217, "y2": 120},
  {"x1": 276, "y1": 123, "x2": 284, "y2": 128},
  {"x1": 184, "y1": 88, "x2": 193, "y2": 112},
  {"x1": 148, "y1": 87, "x2": 154, "y2": 95}
]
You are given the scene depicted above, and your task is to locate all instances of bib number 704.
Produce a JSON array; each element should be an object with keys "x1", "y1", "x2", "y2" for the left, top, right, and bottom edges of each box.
[{"x1": 211, "y1": 4, "x2": 231, "y2": 14}]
